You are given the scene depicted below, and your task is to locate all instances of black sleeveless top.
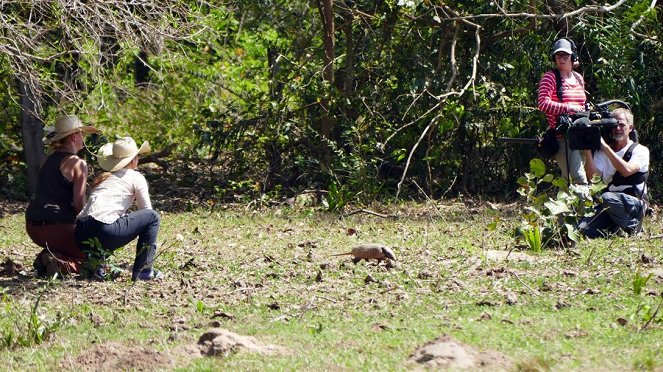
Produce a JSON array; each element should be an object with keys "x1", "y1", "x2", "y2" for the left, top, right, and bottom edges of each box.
[{"x1": 25, "y1": 151, "x2": 77, "y2": 223}]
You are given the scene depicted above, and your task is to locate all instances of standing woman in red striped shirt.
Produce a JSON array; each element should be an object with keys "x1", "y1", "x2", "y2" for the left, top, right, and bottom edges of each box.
[{"x1": 537, "y1": 38, "x2": 587, "y2": 184}]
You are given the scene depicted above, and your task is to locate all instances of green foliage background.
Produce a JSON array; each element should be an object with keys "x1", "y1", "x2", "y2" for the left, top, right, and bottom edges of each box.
[{"x1": 1, "y1": 0, "x2": 661, "y2": 202}]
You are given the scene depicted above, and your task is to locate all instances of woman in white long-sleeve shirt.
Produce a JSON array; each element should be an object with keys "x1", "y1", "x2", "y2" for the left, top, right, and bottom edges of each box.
[{"x1": 75, "y1": 137, "x2": 162, "y2": 281}]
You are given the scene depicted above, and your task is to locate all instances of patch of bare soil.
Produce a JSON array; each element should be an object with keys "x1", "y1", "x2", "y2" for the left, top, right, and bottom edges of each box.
[
  {"x1": 60, "y1": 341, "x2": 174, "y2": 371},
  {"x1": 407, "y1": 335, "x2": 512, "y2": 370},
  {"x1": 648, "y1": 267, "x2": 663, "y2": 283},
  {"x1": 192, "y1": 328, "x2": 287, "y2": 357},
  {"x1": 0, "y1": 200, "x2": 26, "y2": 218},
  {"x1": 484, "y1": 249, "x2": 544, "y2": 263}
]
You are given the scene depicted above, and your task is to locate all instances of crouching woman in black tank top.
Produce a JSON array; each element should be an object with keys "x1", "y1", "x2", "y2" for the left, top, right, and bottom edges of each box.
[{"x1": 25, "y1": 115, "x2": 99, "y2": 277}]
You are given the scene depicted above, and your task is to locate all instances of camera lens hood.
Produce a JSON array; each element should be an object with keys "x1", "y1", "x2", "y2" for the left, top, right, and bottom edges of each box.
[
  {"x1": 600, "y1": 118, "x2": 618, "y2": 127},
  {"x1": 571, "y1": 117, "x2": 591, "y2": 127}
]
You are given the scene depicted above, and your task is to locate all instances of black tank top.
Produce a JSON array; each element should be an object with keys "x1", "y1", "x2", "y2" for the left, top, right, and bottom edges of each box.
[{"x1": 25, "y1": 151, "x2": 78, "y2": 223}]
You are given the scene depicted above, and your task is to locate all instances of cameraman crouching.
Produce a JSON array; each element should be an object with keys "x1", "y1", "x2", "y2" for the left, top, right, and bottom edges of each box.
[{"x1": 578, "y1": 108, "x2": 649, "y2": 238}]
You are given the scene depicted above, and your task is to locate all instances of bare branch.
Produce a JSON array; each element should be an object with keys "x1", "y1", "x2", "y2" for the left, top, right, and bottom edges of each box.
[
  {"x1": 561, "y1": 0, "x2": 629, "y2": 19},
  {"x1": 395, "y1": 18, "x2": 482, "y2": 198},
  {"x1": 426, "y1": 0, "x2": 629, "y2": 22},
  {"x1": 629, "y1": 0, "x2": 661, "y2": 45},
  {"x1": 0, "y1": 0, "x2": 211, "y2": 113}
]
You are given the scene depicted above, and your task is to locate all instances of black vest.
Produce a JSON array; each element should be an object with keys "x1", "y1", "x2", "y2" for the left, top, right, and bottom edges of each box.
[{"x1": 606, "y1": 142, "x2": 648, "y2": 199}]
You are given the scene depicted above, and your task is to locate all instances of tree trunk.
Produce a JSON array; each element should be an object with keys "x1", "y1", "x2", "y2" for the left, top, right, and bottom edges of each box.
[
  {"x1": 134, "y1": 50, "x2": 151, "y2": 87},
  {"x1": 343, "y1": 9, "x2": 354, "y2": 97},
  {"x1": 317, "y1": 0, "x2": 335, "y2": 164},
  {"x1": 267, "y1": 46, "x2": 283, "y2": 100},
  {"x1": 18, "y1": 80, "x2": 45, "y2": 197}
]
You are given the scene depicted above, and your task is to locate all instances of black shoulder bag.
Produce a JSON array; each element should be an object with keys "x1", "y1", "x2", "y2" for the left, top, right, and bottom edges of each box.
[{"x1": 537, "y1": 69, "x2": 564, "y2": 159}]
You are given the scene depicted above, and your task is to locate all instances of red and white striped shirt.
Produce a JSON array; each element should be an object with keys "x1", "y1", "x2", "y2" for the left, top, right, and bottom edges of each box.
[{"x1": 537, "y1": 70, "x2": 586, "y2": 129}]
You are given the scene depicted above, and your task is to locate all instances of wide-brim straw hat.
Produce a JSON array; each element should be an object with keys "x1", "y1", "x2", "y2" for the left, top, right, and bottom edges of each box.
[
  {"x1": 43, "y1": 115, "x2": 100, "y2": 144},
  {"x1": 98, "y1": 137, "x2": 151, "y2": 172}
]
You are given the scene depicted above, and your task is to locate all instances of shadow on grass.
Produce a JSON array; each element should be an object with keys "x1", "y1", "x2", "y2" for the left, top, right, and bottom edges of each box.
[{"x1": 0, "y1": 275, "x2": 44, "y2": 295}]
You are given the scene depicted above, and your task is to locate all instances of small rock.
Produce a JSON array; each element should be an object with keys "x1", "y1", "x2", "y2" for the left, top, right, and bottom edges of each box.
[
  {"x1": 505, "y1": 292, "x2": 518, "y2": 305},
  {"x1": 211, "y1": 311, "x2": 236, "y2": 321},
  {"x1": 1, "y1": 258, "x2": 23, "y2": 276},
  {"x1": 555, "y1": 299, "x2": 570, "y2": 309},
  {"x1": 564, "y1": 328, "x2": 588, "y2": 339},
  {"x1": 89, "y1": 313, "x2": 104, "y2": 328},
  {"x1": 418, "y1": 270, "x2": 433, "y2": 279},
  {"x1": 371, "y1": 322, "x2": 389, "y2": 331},
  {"x1": 232, "y1": 280, "x2": 247, "y2": 289},
  {"x1": 640, "y1": 253, "x2": 653, "y2": 264}
]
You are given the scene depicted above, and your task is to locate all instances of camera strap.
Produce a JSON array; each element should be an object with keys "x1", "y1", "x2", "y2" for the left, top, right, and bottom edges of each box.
[{"x1": 621, "y1": 142, "x2": 638, "y2": 163}]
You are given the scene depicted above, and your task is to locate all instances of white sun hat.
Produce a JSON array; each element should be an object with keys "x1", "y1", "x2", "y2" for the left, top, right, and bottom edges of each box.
[
  {"x1": 97, "y1": 137, "x2": 151, "y2": 172},
  {"x1": 43, "y1": 115, "x2": 100, "y2": 144}
]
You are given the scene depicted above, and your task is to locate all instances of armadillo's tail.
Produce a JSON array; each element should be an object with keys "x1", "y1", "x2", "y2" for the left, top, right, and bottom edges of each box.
[{"x1": 330, "y1": 252, "x2": 351, "y2": 257}]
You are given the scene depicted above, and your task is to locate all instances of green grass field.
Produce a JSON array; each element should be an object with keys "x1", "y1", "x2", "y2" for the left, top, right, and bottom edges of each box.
[{"x1": 1, "y1": 201, "x2": 661, "y2": 370}]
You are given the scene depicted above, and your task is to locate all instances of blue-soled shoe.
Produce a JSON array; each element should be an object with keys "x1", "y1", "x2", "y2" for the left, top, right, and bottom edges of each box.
[
  {"x1": 91, "y1": 265, "x2": 122, "y2": 281},
  {"x1": 93, "y1": 266, "x2": 107, "y2": 281}
]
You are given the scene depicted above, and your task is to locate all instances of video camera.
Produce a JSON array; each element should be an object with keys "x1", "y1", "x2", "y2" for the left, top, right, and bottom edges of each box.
[{"x1": 560, "y1": 99, "x2": 630, "y2": 151}]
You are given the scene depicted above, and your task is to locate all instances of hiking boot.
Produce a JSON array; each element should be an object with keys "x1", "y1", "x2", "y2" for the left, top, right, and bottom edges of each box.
[
  {"x1": 132, "y1": 269, "x2": 164, "y2": 281},
  {"x1": 41, "y1": 253, "x2": 62, "y2": 279},
  {"x1": 33, "y1": 256, "x2": 47, "y2": 278},
  {"x1": 630, "y1": 200, "x2": 648, "y2": 236}
]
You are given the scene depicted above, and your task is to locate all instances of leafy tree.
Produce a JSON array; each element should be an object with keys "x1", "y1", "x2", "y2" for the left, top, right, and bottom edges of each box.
[
  {"x1": 1, "y1": 0, "x2": 660, "y2": 202},
  {"x1": 0, "y1": 1, "x2": 209, "y2": 194}
]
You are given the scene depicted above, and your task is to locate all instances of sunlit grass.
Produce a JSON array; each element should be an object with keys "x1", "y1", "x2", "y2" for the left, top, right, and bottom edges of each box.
[{"x1": 0, "y1": 202, "x2": 661, "y2": 370}]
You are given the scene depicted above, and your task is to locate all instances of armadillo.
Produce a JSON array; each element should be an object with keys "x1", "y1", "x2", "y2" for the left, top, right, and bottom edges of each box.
[{"x1": 332, "y1": 243, "x2": 396, "y2": 263}]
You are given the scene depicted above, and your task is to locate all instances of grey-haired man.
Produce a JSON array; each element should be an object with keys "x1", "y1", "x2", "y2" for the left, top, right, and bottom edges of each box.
[{"x1": 578, "y1": 108, "x2": 649, "y2": 237}]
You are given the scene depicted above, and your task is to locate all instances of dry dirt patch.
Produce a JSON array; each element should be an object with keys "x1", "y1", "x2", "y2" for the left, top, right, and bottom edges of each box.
[
  {"x1": 60, "y1": 341, "x2": 175, "y2": 371},
  {"x1": 648, "y1": 267, "x2": 663, "y2": 282},
  {"x1": 484, "y1": 249, "x2": 544, "y2": 263},
  {"x1": 60, "y1": 328, "x2": 288, "y2": 371},
  {"x1": 407, "y1": 335, "x2": 512, "y2": 370}
]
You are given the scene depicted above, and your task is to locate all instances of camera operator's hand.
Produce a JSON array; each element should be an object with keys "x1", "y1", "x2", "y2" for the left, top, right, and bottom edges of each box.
[{"x1": 583, "y1": 149, "x2": 599, "y2": 181}]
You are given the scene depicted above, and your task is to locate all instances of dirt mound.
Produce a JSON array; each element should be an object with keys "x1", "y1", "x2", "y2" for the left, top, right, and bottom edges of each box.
[
  {"x1": 407, "y1": 335, "x2": 511, "y2": 370},
  {"x1": 195, "y1": 328, "x2": 286, "y2": 357},
  {"x1": 60, "y1": 341, "x2": 174, "y2": 371}
]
